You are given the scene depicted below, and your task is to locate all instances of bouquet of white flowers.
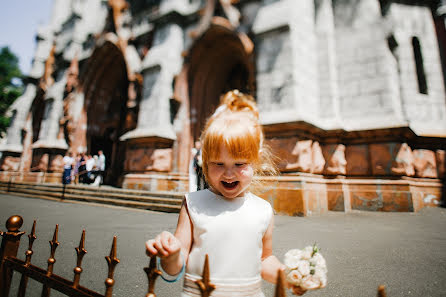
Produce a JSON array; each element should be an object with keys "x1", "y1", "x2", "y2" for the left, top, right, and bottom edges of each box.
[{"x1": 283, "y1": 244, "x2": 327, "y2": 291}]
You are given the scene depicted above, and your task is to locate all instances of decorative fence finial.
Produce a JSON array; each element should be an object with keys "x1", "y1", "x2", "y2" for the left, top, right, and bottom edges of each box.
[
  {"x1": 144, "y1": 256, "x2": 162, "y2": 297},
  {"x1": 195, "y1": 254, "x2": 216, "y2": 297},
  {"x1": 73, "y1": 229, "x2": 87, "y2": 288},
  {"x1": 17, "y1": 220, "x2": 37, "y2": 297},
  {"x1": 42, "y1": 224, "x2": 60, "y2": 296},
  {"x1": 0, "y1": 215, "x2": 25, "y2": 296},
  {"x1": 26, "y1": 220, "x2": 37, "y2": 263},
  {"x1": 274, "y1": 269, "x2": 287, "y2": 297},
  {"x1": 5, "y1": 215, "x2": 23, "y2": 232},
  {"x1": 377, "y1": 285, "x2": 387, "y2": 297},
  {"x1": 48, "y1": 224, "x2": 60, "y2": 275},
  {"x1": 105, "y1": 236, "x2": 120, "y2": 297}
]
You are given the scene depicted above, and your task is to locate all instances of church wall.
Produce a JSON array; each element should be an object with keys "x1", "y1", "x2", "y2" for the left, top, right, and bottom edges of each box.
[
  {"x1": 387, "y1": 3, "x2": 446, "y2": 136},
  {"x1": 0, "y1": 0, "x2": 445, "y2": 216},
  {"x1": 333, "y1": 0, "x2": 406, "y2": 130},
  {"x1": 255, "y1": 28, "x2": 293, "y2": 113},
  {"x1": 336, "y1": 28, "x2": 402, "y2": 127},
  {"x1": 315, "y1": 0, "x2": 339, "y2": 123},
  {"x1": 253, "y1": 0, "x2": 319, "y2": 125}
]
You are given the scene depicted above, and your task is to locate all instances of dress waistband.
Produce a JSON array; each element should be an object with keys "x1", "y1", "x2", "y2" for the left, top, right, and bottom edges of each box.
[{"x1": 183, "y1": 274, "x2": 263, "y2": 297}]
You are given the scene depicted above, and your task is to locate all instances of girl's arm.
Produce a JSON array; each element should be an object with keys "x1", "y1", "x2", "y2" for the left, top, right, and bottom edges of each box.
[
  {"x1": 145, "y1": 200, "x2": 193, "y2": 276},
  {"x1": 261, "y1": 216, "x2": 306, "y2": 296},
  {"x1": 260, "y1": 215, "x2": 284, "y2": 283},
  {"x1": 173, "y1": 200, "x2": 193, "y2": 265}
]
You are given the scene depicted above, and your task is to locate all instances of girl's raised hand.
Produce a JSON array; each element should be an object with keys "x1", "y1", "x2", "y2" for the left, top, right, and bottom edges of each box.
[{"x1": 145, "y1": 231, "x2": 181, "y2": 259}]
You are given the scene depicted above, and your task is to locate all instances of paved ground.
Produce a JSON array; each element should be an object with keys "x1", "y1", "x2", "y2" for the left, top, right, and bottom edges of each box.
[{"x1": 1, "y1": 193, "x2": 445, "y2": 297}]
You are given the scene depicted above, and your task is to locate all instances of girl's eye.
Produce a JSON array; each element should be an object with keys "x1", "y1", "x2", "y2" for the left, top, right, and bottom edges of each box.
[
  {"x1": 235, "y1": 163, "x2": 246, "y2": 167},
  {"x1": 215, "y1": 163, "x2": 224, "y2": 166}
]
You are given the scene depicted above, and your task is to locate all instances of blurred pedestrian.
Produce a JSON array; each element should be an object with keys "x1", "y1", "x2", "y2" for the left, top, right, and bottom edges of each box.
[
  {"x1": 98, "y1": 150, "x2": 106, "y2": 185},
  {"x1": 62, "y1": 151, "x2": 73, "y2": 184}
]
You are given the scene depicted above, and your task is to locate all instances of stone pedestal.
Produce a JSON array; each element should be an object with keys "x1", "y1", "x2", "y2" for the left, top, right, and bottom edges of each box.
[
  {"x1": 30, "y1": 148, "x2": 65, "y2": 173},
  {"x1": 0, "y1": 152, "x2": 21, "y2": 172}
]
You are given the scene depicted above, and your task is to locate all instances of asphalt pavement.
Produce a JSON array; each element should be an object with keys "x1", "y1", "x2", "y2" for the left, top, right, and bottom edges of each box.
[{"x1": 0, "y1": 193, "x2": 445, "y2": 297}]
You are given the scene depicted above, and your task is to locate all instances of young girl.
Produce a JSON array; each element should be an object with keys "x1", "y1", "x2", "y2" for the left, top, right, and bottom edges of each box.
[{"x1": 145, "y1": 90, "x2": 306, "y2": 296}]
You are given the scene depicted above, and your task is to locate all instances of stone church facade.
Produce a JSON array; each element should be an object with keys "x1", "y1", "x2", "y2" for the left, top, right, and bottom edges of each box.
[{"x1": 1, "y1": 0, "x2": 445, "y2": 215}]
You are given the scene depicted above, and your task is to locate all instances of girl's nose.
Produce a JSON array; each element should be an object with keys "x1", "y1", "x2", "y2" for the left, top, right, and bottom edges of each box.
[{"x1": 223, "y1": 166, "x2": 235, "y2": 178}]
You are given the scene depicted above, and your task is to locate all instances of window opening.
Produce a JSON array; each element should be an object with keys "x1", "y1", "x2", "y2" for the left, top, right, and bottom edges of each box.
[{"x1": 412, "y1": 37, "x2": 428, "y2": 94}]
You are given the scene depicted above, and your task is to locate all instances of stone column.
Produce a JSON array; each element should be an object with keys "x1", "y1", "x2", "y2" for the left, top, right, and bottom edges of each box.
[
  {"x1": 1, "y1": 84, "x2": 37, "y2": 153},
  {"x1": 0, "y1": 85, "x2": 37, "y2": 171},
  {"x1": 49, "y1": 0, "x2": 73, "y2": 30},
  {"x1": 31, "y1": 76, "x2": 68, "y2": 172},
  {"x1": 252, "y1": 0, "x2": 319, "y2": 126},
  {"x1": 120, "y1": 23, "x2": 184, "y2": 174},
  {"x1": 315, "y1": 0, "x2": 341, "y2": 128},
  {"x1": 436, "y1": 1, "x2": 446, "y2": 85},
  {"x1": 121, "y1": 24, "x2": 183, "y2": 141}
]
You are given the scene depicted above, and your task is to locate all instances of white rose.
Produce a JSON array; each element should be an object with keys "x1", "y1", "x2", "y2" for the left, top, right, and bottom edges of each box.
[
  {"x1": 284, "y1": 249, "x2": 303, "y2": 269},
  {"x1": 302, "y1": 246, "x2": 313, "y2": 260},
  {"x1": 285, "y1": 249, "x2": 303, "y2": 258},
  {"x1": 311, "y1": 253, "x2": 327, "y2": 271},
  {"x1": 301, "y1": 275, "x2": 321, "y2": 290},
  {"x1": 319, "y1": 275, "x2": 327, "y2": 288},
  {"x1": 296, "y1": 260, "x2": 311, "y2": 276},
  {"x1": 314, "y1": 267, "x2": 327, "y2": 287},
  {"x1": 286, "y1": 269, "x2": 302, "y2": 286}
]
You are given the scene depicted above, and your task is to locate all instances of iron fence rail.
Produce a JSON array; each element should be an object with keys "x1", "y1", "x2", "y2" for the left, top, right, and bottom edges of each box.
[{"x1": 0, "y1": 215, "x2": 387, "y2": 297}]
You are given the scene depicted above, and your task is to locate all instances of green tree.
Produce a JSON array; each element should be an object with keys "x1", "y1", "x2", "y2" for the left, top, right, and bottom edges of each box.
[{"x1": 0, "y1": 46, "x2": 23, "y2": 135}]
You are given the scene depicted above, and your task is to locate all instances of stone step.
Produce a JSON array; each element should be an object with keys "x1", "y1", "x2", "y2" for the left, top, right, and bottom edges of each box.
[
  {"x1": 0, "y1": 181, "x2": 184, "y2": 213},
  {"x1": 0, "y1": 181, "x2": 184, "y2": 199},
  {"x1": 3, "y1": 183, "x2": 183, "y2": 205}
]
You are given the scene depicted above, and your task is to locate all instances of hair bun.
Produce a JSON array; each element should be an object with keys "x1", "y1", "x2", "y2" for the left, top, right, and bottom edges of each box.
[{"x1": 220, "y1": 89, "x2": 259, "y2": 118}]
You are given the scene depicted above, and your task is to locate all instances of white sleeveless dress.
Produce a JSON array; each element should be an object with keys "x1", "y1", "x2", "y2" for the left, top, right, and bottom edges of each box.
[{"x1": 181, "y1": 189, "x2": 273, "y2": 297}]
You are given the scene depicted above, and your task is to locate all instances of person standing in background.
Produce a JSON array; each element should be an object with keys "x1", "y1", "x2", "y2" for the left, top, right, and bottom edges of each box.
[
  {"x1": 193, "y1": 141, "x2": 207, "y2": 190},
  {"x1": 189, "y1": 144, "x2": 199, "y2": 192},
  {"x1": 62, "y1": 152, "x2": 73, "y2": 184},
  {"x1": 85, "y1": 155, "x2": 95, "y2": 183},
  {"x1": 79, "y1": 153, "x2": 87, "y2": 183},
  {"x1": 98, "y1": 150, "x2": 106, "y2": 185}
]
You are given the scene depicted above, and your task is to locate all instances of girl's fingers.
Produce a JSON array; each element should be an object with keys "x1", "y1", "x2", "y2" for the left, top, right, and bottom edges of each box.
[
  {"x1": 153, "y1": 235, "x2": 169, "y2": 257},
  {"x1": 146, "y1": 231, "x2": 178, "y2": 258},
  {"x1": 145, "y1": 239, "x2": 158, "y2": 256},
  {"x1": 160, "y1": 232, "x2": 172, "y2": 251},
  {"x1": 164, "y1": 235, "x2": 181, "y2": 254},
  {"x1": 292, "y1": 286, "x2": 307, "y2": 296}
]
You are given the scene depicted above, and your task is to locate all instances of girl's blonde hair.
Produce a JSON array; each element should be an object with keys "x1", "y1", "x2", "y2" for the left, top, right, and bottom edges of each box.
[{"x1": 200, "y1": 90, "x2": 277, "y2": 184}]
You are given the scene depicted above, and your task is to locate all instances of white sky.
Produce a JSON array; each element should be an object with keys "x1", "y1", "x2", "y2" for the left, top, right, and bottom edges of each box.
[{"x1": 0, "y1": 1, "x2": 54, "y2": 75}]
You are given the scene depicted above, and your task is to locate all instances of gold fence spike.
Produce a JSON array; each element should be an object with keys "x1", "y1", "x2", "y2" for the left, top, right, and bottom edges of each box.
[
  {"x1": 274, "y1": 269, "x2": 287, "y2": 297},
  {"x1": 377, "y1": 285, "x2": 387, "y2": 297},
  {"x1": 73, "y1": 229, "x2": 87, "y2": 288},
  {"x1": 104, "y1": 236, "x2": 120, "y2": 297},
  {"x1": 47, "y1": 224, "x2": 59, "y2": 275},
  {"x1": 195, "y1": 254, "x2": 215, "y2": 297},
  {"x1": 144, "y1": 256, "x2": 162, "y2": 297},
  {"x1": 25, "y1": 220, "x2": 37, "y2": 265},
  {"x1": 17, "y1": 220, "x2": 37, "y2": 297},
  {"x1": 42, "y1": 224, "x2": 60, "y2": 297}
]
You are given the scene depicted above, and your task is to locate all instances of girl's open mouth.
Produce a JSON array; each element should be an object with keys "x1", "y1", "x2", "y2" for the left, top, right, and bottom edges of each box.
[{"x1": 221, "y1": 181, "x2": 239, "y2": 189}]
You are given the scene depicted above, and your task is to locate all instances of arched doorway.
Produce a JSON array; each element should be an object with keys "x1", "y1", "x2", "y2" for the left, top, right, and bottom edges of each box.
[
  {"x1": 81, "y1": 39, "x2": 129, "y2": 185},
  {"x1": 187, "y1": 25, "x2": 255, "y2": 141}
]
